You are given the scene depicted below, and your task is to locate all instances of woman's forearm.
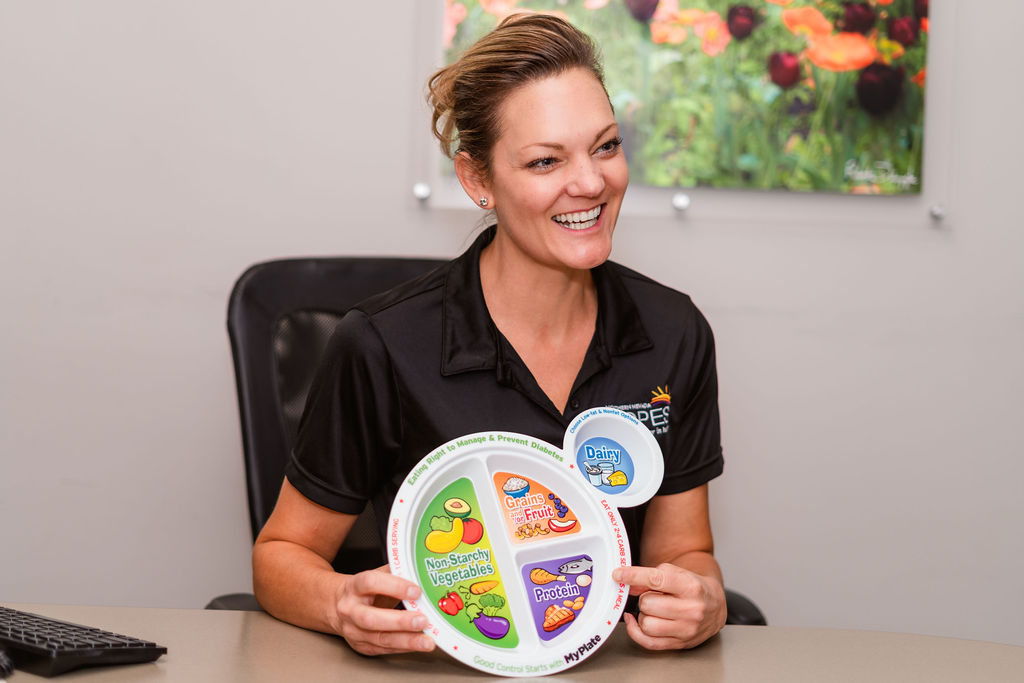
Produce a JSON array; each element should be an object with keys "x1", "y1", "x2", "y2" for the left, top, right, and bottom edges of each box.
[{"x1": 252, "y1": 538, "x2": 347, "y2": 634}]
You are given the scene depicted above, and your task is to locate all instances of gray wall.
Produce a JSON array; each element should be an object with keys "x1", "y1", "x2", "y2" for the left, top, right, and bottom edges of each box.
[{"x1": 2, "y1": 1, "x2": 1021, "y2": 646}]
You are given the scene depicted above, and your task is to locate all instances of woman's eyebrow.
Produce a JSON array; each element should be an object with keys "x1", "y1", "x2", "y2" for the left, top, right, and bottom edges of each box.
[{"x1": 522, "y1": 123, "x2": 620, "y2": 152}]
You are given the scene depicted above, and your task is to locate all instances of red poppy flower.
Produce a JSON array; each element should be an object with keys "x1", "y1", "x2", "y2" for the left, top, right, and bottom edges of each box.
[
  {"x1": 841, "y1": 3, "x2": 876, "y2": 35},
  {"x1": 625, "y1": 0, "x2": 660, "y2": 22},
  {"x1": 888, "y1": 17, "x2": 919, "y2": 47},
  {"x1": 856, "y1": 63, "x2": 905, "y2": 115},
  {"x1": 768, "y1": 51, "x2": 801, "y2": 89},
  {"x1": 726, "y1": 5, "x2": 757, "y2": 40}
]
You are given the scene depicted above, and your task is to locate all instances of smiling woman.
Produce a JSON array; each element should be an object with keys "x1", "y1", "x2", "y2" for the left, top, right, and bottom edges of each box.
[
  {"x1": 252, "y1": 13, "x2": 728, "y2": 660},
  {"x1": 428, "y1": 16, "x2": 629, "y2": 412}
]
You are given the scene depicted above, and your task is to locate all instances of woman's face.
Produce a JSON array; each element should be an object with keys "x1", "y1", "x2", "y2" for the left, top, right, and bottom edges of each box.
[{"x1": 482, "y1": 67, "x2": 628, "y2": 273}]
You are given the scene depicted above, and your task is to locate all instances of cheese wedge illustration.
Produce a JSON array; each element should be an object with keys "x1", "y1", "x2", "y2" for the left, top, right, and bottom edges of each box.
[{"x1": 608, "y1": 470, "x2": 628, "y2": 486}]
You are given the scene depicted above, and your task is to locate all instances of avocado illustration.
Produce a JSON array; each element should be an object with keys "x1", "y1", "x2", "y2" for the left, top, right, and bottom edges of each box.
[{"x1": 443, "y1": 497, "x2": 472, "y2": 518}]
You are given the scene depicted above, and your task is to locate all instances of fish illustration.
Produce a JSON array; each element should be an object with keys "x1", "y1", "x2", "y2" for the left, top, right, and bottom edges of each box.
[{"x1": 558, "y1": 557, "x2": 593, "y2": 575}]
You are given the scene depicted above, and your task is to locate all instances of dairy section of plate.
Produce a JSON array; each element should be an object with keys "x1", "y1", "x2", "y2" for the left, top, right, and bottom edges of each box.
[
  {"x1": 575, "y1": 436, "x2": 634, "y2": 493},
  {"x1": 414, "y1": 477, "x2": 518, "y2": 647}
]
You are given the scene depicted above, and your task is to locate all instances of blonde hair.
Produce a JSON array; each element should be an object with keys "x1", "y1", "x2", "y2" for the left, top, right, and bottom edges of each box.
[{"x1": 427, "y1": 13, "x2": 606, "y2": 179}]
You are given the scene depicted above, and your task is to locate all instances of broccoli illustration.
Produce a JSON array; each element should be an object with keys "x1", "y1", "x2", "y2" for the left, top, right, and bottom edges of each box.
[{"x1": 429, "y1": 515, "x2": 453, "y2": 532}]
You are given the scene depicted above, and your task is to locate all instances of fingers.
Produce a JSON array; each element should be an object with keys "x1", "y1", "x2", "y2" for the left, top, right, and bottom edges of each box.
[
  {"x1": 636, "y1": 589, "x2": 707, "y2": 624},
  {"x1": 612, "y1": 564, "x2": 702, "y2": 597},
  {"x1": 334, "y1": 568, "x2": 434, "y2": 656},
  {"x1": 615, "y1": 564, "x2": 724, "y2": 651},
  {"x1": 339, "y1": 601, "x2": 435, "y2": 655},
  {"x1": 348, "y1": 566, "x2": 423, "y2": 603},
  {"x1": 343, "y1": 623, "x2": 435, "y2": 656},
  {"x1": 622, "y1": 612, "x2": 690, "y2": 651},
  {"x1": 347, "y1": 598, "x2": 425, "y2": 633}
]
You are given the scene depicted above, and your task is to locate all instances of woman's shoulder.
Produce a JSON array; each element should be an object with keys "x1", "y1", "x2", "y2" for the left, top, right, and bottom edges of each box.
[
  {"x1": 326, "y1": 261, "x2": 449, "y2": 355},
  {"x1": 351, "y1": 261, "x2": 449, "y2": 319},
  {"x1": 602, "y1": 260, "x2": 705, "y2": 323}
]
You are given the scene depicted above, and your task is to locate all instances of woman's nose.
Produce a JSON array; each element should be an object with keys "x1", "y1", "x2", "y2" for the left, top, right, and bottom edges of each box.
[{"x1": 567, "y1": 158, "x2": 605, "y2": 197}]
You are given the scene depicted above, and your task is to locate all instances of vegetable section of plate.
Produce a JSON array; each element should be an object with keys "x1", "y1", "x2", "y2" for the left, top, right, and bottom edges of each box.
[{"x1": 388, "y1": 408, "x2": 663, "y2": 677}]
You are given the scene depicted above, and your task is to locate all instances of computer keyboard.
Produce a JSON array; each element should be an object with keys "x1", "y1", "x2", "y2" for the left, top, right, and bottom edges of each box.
[{"x1": 0, "y1": 605, "x2": 167, "y2": 677}]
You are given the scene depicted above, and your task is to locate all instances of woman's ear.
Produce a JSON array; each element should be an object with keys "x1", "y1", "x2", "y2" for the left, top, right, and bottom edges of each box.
[{"x1": 454, "y1": 152, "x2": 493, "y2": 210}]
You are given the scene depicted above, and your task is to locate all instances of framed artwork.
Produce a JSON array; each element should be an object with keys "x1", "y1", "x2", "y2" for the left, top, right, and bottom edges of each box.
[{"x1": 440, "y1": 0, "x2": 929, "y2": 196}]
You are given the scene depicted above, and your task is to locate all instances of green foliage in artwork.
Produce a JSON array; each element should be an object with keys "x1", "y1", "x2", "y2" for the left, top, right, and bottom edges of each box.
[{"x1": 442, "y1": 0, "x2": 928, "y2": 194}]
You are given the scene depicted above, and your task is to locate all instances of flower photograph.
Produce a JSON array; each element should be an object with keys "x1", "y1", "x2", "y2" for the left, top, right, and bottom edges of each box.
[{"x1": 443, "y1": 0, "x2": 929, "y2": 194}]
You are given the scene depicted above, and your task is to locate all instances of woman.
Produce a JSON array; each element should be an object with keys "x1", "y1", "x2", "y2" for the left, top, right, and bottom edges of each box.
[{"x1": 253, "y1": 14, "x2": 726, "y2": 656}]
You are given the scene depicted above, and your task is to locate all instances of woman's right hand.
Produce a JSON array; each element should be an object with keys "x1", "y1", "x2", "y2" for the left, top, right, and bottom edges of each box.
[
  {"x1": 330, "y1": 566, "x2": 435, "y2": 656},
  {"x1": 253, "y1": 481, "x2": 435, "y2": 656}
]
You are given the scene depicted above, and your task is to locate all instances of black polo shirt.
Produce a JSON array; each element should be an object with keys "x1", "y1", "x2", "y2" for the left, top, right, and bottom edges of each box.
[{"x1": 286, "y1": 227, "x2": 723, "y2": 554}]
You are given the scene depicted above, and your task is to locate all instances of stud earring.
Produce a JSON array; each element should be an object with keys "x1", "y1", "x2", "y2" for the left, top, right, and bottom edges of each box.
[{"x1": 479, "y1": 197, "x2": 488, "y2": 207}]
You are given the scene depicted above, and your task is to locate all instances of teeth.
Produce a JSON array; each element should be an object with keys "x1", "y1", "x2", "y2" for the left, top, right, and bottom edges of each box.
[{"x1": 553, "y1": 205, "x2": 602, "y2": 229}]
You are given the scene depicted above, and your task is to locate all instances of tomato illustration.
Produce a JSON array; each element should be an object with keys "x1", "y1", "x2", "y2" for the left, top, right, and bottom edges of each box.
[{"x1": 461, "y1": 517, "x2": 484, "y2": 545}]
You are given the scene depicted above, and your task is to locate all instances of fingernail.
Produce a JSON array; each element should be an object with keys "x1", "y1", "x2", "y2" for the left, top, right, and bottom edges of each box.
[
  {"x1": 419, "y1": 636, "x2": 434, "y2": 651},
  {"x1": 411, "y1": 615, "x2": 426, "y2": 629},
  {"x1": 406, "y1": 586, "x2": 420, "y2": 600},
  {"x1": 611, "y1": 569, "x2": 622, "y2": 582}
]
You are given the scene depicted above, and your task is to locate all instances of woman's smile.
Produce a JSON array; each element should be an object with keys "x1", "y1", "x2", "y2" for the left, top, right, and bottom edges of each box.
[{"x1": 552, "y1": 204, "x2": 604, "y2": 231}]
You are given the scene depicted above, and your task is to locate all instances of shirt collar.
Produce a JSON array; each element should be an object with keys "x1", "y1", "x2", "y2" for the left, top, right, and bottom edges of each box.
[{"x1": 441, "y1": 226, "x2": 652, "y2": 378}]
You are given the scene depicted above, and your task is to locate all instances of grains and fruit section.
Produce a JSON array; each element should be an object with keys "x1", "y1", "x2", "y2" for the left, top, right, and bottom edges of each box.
[
  {"x1": 414, "y1": 477, "x2": 518, "y2": 648},
  {"x1": 492, "y1": 472, "x2": 580, "y2": 543}
]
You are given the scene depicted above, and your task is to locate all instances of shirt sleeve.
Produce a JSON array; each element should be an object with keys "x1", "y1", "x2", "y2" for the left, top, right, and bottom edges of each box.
[
  {"x1": 285, "y1": 309, "x2": 402, "y2": 515},
  {"x1": 658, "y1": 303, "x2": 724, "y2": 495}
]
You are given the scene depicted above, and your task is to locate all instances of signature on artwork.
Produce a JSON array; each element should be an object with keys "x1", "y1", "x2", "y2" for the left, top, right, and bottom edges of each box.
[{"x1": 844, "y1": 159, "x2": 920, "y2": 190}]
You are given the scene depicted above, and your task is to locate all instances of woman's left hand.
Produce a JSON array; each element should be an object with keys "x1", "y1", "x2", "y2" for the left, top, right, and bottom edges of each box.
[{"x1": 612, "y1": 563, "x2": 726, "y2": 650}]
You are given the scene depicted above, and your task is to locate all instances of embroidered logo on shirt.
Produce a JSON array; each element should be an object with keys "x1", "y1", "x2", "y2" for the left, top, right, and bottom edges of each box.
[{"x1": 608, "y1": 386, "x2": 671, "y2": 436}]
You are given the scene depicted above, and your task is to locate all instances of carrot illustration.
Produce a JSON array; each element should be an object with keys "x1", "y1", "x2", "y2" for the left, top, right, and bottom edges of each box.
[{"x1": 468, "y1": 580, "x2": 499, "y2": 595}]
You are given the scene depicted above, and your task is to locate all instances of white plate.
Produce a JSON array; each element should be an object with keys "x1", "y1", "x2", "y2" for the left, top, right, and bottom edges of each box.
[{"x1": 388, "y1": 408, "x2": 662, "y2": 677}]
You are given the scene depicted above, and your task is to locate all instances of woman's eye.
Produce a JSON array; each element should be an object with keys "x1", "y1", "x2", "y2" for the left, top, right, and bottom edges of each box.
[
  {"x1": 527, "y1": 157, "x2": 557, "y2": 170},
  {"x1": 597, "y1": 137, "x2": 623, "y2": 155}
]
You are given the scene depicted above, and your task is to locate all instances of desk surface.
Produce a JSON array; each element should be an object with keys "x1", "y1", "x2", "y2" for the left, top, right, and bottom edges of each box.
[{"x1": 7, "y1": 603, "x2": 1023, "y2": 682}]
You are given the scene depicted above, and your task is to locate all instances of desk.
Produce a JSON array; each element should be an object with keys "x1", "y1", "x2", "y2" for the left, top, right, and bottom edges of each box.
[{"x1": 8, "y1": 603, "x2": 1023, "y2": 682}]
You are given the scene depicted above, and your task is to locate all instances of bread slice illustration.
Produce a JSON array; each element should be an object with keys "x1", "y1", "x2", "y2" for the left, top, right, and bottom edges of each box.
[
  {"x1": 529, "y1": 568, "x2": 566, "y2": 585},
  {"x1": 543, "y1": 604, "x2": 575, "y2": 632}
]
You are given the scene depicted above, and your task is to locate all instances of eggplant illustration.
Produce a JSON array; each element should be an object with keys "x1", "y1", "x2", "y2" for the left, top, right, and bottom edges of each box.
[{"x1": 459, "y1": 589, "x2": 511, "y2": 640}]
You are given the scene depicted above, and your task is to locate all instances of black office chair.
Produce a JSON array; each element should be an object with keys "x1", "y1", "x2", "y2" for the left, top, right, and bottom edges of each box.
[
  {"x1": 207, "y1": 256, "x2": 766, "y2": 626},
  {"x1": 207, "y1": 257, "x2": 445, "y2": 610}
]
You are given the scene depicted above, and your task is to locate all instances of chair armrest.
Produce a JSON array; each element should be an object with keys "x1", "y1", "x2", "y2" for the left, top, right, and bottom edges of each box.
[
  {"x1": 205, "y1": 593, "x2": 264, "y2": 611},
  {"x1": 724, "y1": 588, "x2": 767, "y2": 625}
]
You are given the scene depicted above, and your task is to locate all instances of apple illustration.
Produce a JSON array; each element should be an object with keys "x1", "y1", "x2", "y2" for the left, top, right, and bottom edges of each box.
[
  {"x1": 548, "y1": 517, "x2": 577, "y2": 533},
  {"x1": 461, "y1": 517, "x2": 484, "y2": 544}
]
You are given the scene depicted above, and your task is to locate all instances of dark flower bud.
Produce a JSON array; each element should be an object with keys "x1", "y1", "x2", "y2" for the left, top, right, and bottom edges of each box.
[
  {"x1": 623, "y1": 0, "x2": 659, "y2": 23},
  {"x1": 888, "y1": 16, "x2": 919, "y2": 47},
  {"x1": 768, "y1": 52, "x2": 801, "y2": 89},
  {"x1": 841, "y1": 3, "x2": 876, "y2": 35},
  {"x1": 727, "y1": 5, "x2": 757, "y2": 40},
  {"x1": 856, "y1": 63, "x2": 904, "y2": 116},
  {"x1": 915, "y1": 0, "x2": 928, "y2": 19}
]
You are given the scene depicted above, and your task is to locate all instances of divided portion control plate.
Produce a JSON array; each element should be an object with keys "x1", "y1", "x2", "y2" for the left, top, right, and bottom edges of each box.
[{"x1": 388, "y1": 408, "x2": 663, "y2": 677}]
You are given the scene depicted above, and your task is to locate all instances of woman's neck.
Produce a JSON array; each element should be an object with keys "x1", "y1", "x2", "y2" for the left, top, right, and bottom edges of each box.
[
  {"x1": 478, "y1": 233, "x2": 599, "y2": 413},
  {"x1": 478, "y1": 234, "x2": 597, "y2": 339}
]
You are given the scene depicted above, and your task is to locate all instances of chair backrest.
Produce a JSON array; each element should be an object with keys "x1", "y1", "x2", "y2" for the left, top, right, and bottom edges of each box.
[{"x1": 227, "y1": 256, "x2": 445, "y2": 574}]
